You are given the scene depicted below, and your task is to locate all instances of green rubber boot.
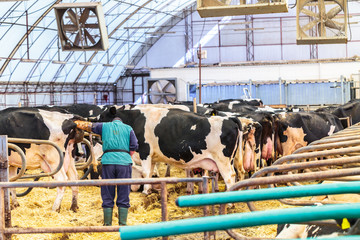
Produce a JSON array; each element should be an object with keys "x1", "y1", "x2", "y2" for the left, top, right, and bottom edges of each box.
[
  {"x1": 103, "y1": 208, "x2": 113, "y2": 226},
  {"x1": 118, "y1": 207, "x2": 128, "y2": 226}
]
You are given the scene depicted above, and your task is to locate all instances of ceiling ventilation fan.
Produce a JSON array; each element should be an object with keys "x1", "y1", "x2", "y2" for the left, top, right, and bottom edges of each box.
[
  {"x1": 297, "y1": 0, "x2": 347, "y2": 44},
  {"x1": 54, "y1": 2, "x2": 109, "y2": 51},
  {"x1": 147, "y1": 79, "x2": 177, "y2": 104}
]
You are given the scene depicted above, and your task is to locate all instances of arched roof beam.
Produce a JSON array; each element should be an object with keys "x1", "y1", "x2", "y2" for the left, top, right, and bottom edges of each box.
[
  {"x1": 127, "y1": 3, "x2": 196, "y2": 73},
  {"x1": 0, "y1": 0, "x2": 61, "y2": 77},
  {"x1": 73, "y1": 0, "x2": 154, "y2": 84},
  {"x1": 92, "y1": 1, "x2": 184, "y2": 84}
]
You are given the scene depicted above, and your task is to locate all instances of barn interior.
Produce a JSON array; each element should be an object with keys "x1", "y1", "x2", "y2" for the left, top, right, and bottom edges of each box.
[{"x1": 1, "y1": 0, "x2": 360, "y2": 240}]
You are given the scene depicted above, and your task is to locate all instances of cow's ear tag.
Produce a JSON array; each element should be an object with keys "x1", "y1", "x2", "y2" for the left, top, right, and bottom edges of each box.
[{"x1": 341, "y1": 218, "x2": 351, "y2": 229}]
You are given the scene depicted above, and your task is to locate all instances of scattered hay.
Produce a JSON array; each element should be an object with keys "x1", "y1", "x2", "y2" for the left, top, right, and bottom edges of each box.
[{"x1": 9, "y1": 166, "x2": 291, "y2": 240}]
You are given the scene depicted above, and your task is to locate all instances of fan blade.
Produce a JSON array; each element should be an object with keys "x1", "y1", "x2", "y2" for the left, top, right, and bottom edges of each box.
[
  {"x1": 301, "y1": 8, "x2": 318, "y2": 18},
  {"x1": 67, "y1": 9, "x2": 79, "y2": 26},
  {"x1": 318, "y1": 22, "x2": 326, "y2": 37},
  {"x1": 325, "y1": 19, "x2": 343, "y2": 31},
  {"x1": 84, "y1": 29, "x2": 96, "y2": 45},
  {"x1": 332, "y1": 19, "x2": 346, "y2": 31},
  {"x1": 84, "y1": 23, "x2": 100, "y2": 29},
  {"x1": 63, "y1": 24, "x2": 78, "y2": 32},
  {"x1": 163, "y1": 82, "x2": 173, "y2": 92},
  {"x1": 327, "y1": 5, "x2": 342, "y2": 19},
  {"x1": 155, "y1": 81, "x2": 163, "y2": 92},
  {"x1": 318, "y1": 0, "x2": 326, "y2": 37},
  {"x1": 302, "y1": 20, "x2": 318, "y2": 32},
  {"x1": 74, "y1": 32, "x2": 81, "y2": 46},
  {"x1": 79, "y1": 8, "x2": 90, "y2": 25}
]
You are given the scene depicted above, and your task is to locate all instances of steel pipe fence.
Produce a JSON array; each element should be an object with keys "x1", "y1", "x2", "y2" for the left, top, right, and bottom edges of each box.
[{"x1": 222, "y1": 122, "x2": 360, "y2": 239}]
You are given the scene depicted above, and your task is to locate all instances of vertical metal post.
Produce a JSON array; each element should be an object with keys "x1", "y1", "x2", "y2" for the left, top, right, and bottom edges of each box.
[
  {"x1": 341, "y1": 75, "x2": 345, "y2": 104},
  {"x1": 202, "y1": 176, "x2": 209, "y2": 240},
  {"x1": 0, "y1": 135, "x2": 10, "y2": 240},
  {"x1": 249, "y1": 79, "x2": 252, "y2": 98},
  {"x1": 160, "y1": 181, "x2": 169, "y2": 240},
  {"x1": 0, "y1": 187, "x2": 4, "y2": 240},
  {"x1": 26, "y1": 10, "x2": 30, "y2": 60},
  {"x1": 280, "y1": 17, "x2": 283, "y2": 60},
  {"x1": 285, "y1": 82, "x2": 288, "y2": 106},
  {"x1": 198, "y1": 44, "x2": 202, "y2": 104},
  {"x1": 279, "y1": 77, "x2": 282, "y2": 105}
]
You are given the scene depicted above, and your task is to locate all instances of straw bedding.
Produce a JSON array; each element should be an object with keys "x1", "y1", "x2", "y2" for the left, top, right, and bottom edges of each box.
[{"x1": 10, "y1": 164, "x2": 287, "y2": 240}]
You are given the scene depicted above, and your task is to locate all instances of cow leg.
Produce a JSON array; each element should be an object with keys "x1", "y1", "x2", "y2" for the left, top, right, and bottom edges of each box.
[
  {"x1": 141, "y1": 158, "x2": 155, "y2": 195},
  {"x1": 66, "y1": 160, "x2": 79, "y2": 212},
  {"x1": 186, "y1": 170, "x2": 194, "y2": 195},
  {"x1": 51, "y1": 168, "x2": 68, "y2": 212},
  {"x1": 165, "y1": 164, "x2": 171, "y2": 177},
  {"x1": 217, "y1": 161, "x2": 236, "y2": 191},
  {"x1": 8, "y1": 167, "x2": 20, "y2": 209}
]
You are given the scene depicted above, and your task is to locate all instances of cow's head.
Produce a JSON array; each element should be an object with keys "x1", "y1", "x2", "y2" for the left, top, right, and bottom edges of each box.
[{"x1": 98, "y1": 106, "x2": 117, "y2": 122}]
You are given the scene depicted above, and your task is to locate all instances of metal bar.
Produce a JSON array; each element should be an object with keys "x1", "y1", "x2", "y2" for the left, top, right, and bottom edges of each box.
[
  {"x1": 253, "y1": 155, "x2": 360, "y2": 179},
  {"x1": 5, "y1": 226, "x2": 120, "y2": 234},
  {"x1": 231, "y1": 167, "x2": 360, "y2": 192},
  {"x1": 75, "y1": 138, "x2": 95, "y2": 170},
  {"x1": 0, "y1": 136, "x2": 10, "y2": 240},
  {"x1": 274, "y1": 146, "x2": 360, "y2": 165},
  {"x1": 7, "y1": 138, "x2": 63, "y2": 179},
  {"x1": 176, "y1": 181, "x2": 360, "y2": 207},
  {"x1": 203, "y1": 176, "x2": 209, "y2": 240},
  {"x1": 292, "y1": 139, "x2": 360, "y2": 154},
  {"x1": 310, "y1": 135, "x2": 360, "y2": 145},
  {"x1": 0, "y1": 188, "x2": 4, "y2": 240},
  {"x1": 160, "y1": 181, "x2": 169, "y2": 240},
  {"x1": 0, "y1": 177, "x2": 203, "y2": 189},
  {"x1": 119, "y1": 203, "x2": 360, "y2": 240},
  {"x1": 7, "y1": 144, "x2": 26, "y2": 182}
]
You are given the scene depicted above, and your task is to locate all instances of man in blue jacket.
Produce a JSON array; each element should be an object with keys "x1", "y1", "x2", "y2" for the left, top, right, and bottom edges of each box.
[{"x1": 76, "y1": 117, "x2": 138, "y2": 226}]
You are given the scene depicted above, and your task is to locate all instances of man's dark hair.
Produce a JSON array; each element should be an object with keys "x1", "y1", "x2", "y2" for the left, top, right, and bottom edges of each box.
[{"x1": 113, "y1": 117, "x2": 122, "y2": 122}]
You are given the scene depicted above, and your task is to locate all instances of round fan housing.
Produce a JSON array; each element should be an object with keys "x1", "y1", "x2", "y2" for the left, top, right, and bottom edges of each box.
[
  {"x1": 148, "y1": 79, "x2": 176, "y2": 104},
  {"x1": 61, "y1": 8, "x2": 100, "y2": 49},
  {"x1": 54, "y1": 2, "x2": 109, "y2": 51},
  {"x1": 297, "y1": 0, "x2": 347, "y2": 44}
]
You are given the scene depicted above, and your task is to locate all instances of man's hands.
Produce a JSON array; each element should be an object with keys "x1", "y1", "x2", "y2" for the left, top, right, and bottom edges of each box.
[{"x1": 74, "y1": 120, "x2": 93, "y2": 132}]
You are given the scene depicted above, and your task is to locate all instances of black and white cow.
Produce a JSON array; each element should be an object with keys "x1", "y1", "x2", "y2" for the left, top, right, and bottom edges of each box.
[
  {"x1": 316, "y1": 100, "x2": 360, "y2": 128},
  {"x1": 38, "y1": 103, "x2": 112, "y2": 120},
  {"x1": 275, "y1": 112, "x2": 344, "y2": 156},
  {"x1": 276, "y1": 190, "x2": 360, "y2": 238},
  {"x1": 99, "y1": 107, "x2": 243, "y2": 194},
  {"x1": 0, "y1": 107, "x2": 84, "y2": 212}
]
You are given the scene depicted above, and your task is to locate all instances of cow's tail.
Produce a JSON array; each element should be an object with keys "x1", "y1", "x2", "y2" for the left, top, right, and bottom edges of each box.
[
  {"x1": 88, "y1": 133, "x2": 99, "y2": 173},
  {"x1": 230, "y1": 117, "x2": 245, "y2": 181}
]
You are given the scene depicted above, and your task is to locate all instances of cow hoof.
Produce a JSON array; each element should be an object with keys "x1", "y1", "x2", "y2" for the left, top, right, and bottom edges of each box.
[
  {"x1": 142, "y1": 189, "x2": 152, "y2": 195},
  {"x1": 11, "y1": 202, "x2": 20, "y2": 210},
  {"x1": 70, "y1": 204, "x2": 79, "y2": 212},
  {"x1": 186, "y1": 191, "x2": 194, "y2": 195}
]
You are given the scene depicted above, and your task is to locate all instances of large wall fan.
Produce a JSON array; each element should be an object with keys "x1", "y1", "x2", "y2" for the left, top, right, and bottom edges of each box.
[
  {"x1": 54, "y1": 2, "x2": 109, "y2": 51},
  {"x1": 297, "y1": 0, "x2": 347, "y2": 44},
  {"x1": 147, "y1": 79, "x2": 177, "y2": 104}
]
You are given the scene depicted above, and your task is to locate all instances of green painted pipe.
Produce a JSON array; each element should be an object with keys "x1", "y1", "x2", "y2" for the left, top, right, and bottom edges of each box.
[
  {"x1": 119, "y1": 203, "x2": 360, "y2": 240},
  {"x1": 176, "y1": 181, "x2": 360, "y2": 207},
  {"x1": 290, "y1": 237, "x2": 360, "y2": 240}
]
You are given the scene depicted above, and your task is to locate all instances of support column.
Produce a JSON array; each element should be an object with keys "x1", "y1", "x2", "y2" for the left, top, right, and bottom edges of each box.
[
  {"x1": 184, "y1": 9, "x2": 194, "y2": 64},
  {"x1": 0, "y1": 135, "x2": 11, "y2": 240},
  {"x1": 245, "y1": 15, "x2": 254, "y2": 62}
]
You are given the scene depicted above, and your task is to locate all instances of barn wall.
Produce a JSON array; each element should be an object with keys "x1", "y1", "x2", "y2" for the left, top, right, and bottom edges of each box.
[
  {"x1": 198, "y1": 82, "x2": 351, "y2": 106},
  {"x1": 136, "y1": 3, "x2": 360, "y2": 69},
  {"x1": 150, "y1": 61, "x2": 359, "y2": 105}
]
